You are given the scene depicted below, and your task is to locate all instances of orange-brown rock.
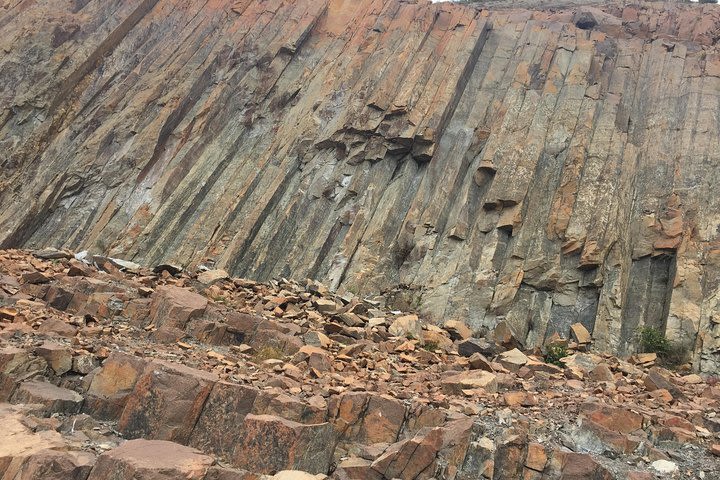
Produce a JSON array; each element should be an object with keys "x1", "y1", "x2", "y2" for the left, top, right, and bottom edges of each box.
[
  {"x1": 118, "y1": 361, "x2": 217, "y2": 443},
  {"x1": 189, "y1": 382, "x2": 258, "y2": 459},
  {"x1": 83, "y1": 352, "x2": 148, "y2": 420},
  {"x1": 232, "y1": 414, "x2": 334, "y2": 475},
  {"x1": 148, "y1": 286, "x2": 208, "y2": 343},
  {"x1": 10, "y1": 380, "x2": 83, "y2": 417},
  {"x1": 330, "y1": 392, "x2": 406, "y2": 445},
  {"x1": 86, "y1": 439, "x2": 213, "y2": 480}
]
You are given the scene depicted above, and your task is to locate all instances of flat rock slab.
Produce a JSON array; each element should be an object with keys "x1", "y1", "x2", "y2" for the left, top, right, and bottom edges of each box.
[
  {"x1": 87, "y1": 439, "x2": 213, "y2": 480},
  {"x1": 232, "y1": 414, "x2": 334, "y2": 475},
  {"x1": 118, "y1": 360, "x2": 217, "y2": 444},
  {"x1": 10, "y1": 380, "x2": 83, "y2": 416},
  {"x1": 0, "y1": 403, "x2": 95, "y2": 479},
  {"x1": 0, "y1": 347, "x2": 47, "y2": 401},
  {"x1": 441, "y1": 370, "x2": 498, "y2": 395}
]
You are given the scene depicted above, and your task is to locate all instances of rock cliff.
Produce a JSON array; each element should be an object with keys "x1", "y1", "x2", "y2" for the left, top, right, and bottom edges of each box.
[{"x1": 1, "y1": 0, "x2": 720, "y2": 369}]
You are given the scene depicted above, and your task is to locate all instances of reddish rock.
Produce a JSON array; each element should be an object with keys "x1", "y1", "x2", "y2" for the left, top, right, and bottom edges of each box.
[
  {"x1": 525, "y1": 443, "x2": 547, "y2": 472},
  {"x1": 118, "y1": 361, "x2": 217, "y2": 444},
  {"x1": 20, "y1": 272, "x2": 51, "y2": 285},
  {"x1": 10, "y1": 380, "x2": 83, "y2": 416},
  {"x1": 232, "y1": 414, "x2": 335, "y2": 474},
  {"x1": 0, "y1": 403, "x2": 95, "y2": 479},
  {"x1": 37, "y1": 318, "x2": 78, "y2": 337},
  {"x1": 189, "y1": 382, "x2": 259, "y2": 458},
  {"x1": 444, "y1": 320, "x2": 472, "y2": 341},
  {"x1": 335, "y1": 457, "x2": 382, "y2": 480},
  {"x1": 34, "y1": 342, "x2": 73, "y2": 375},
  {"x1": 468, "y1": 352, "x2": 494, "y2": 372},
  {"x1": 644, "y1": 368, "x2": 685, "y2": 400},
  {"x1": 441, "y1": 370, "x2": 498, "y2": 395},
  {"x1": 589, "y1": 364, "x2": 614, "y2": 382},
  {"x1": 87, "y1": 439, "x2": 213, "y2": 480},
  {"x1": 148, "y1": 286, "x2": 208, "y2": 341},
  {"x1": 580, "y1": 402, "x2": 644, "y2": 434},
  {"x1": 205, "y1": 466, "x2": 260, "y2": 480},
  {"x1": 579, "y1": 419, "x2": 641, "y2": 454},
  {"x1": 252, "y1": 391, "x2": 327, "y2": 425},
  {"x1": 330, "y1": 392, "x2": 406, "y2": 445},
  {"x1": 83, "y1": 352, "x2": 147, "y2": 420},
  {"x1": 5, "y1": 449, "x2": 95, "y2": 480},
  {"x1": 249, "y1": 328, "x2": 303, "y2": 356},
  {"x1": 0, "y1": 347, "x2": 48, "y2": 401},
  {"x1": 550, "y1": 451, "x2": 614, "y2": 480}
]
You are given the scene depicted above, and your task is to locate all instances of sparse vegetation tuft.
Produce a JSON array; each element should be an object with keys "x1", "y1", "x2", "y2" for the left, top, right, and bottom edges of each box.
[
  {"x1": 638, "y1": 326, "x2": 670, "y2": 356},
  {"x1": 253, "y1": 346, "x2": 284, "y2": 362},
  {"x1": 545, "y1": 344, "x2": 568, "y2": 366},
  {"x1": 637, "y1": 326, "x2": 690, "y2": 369}
]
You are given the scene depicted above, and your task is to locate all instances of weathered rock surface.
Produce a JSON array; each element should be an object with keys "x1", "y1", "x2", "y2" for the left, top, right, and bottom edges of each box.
[
  {"x1": 87, "y1": 439, "x2": 214, "y2": 480},
  {"x1": 1, "y1": 0, "x2": 719, "y2": 368},
  {"x1": 1, "y1": 249, "x2": 720, "y2": 479}
]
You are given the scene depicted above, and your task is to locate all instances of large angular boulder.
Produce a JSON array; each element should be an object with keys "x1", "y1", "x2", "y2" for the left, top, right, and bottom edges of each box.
[
  {"x1": 330, "y1": 392, "x2": 406, "y2": 445},
  {"x1": 83, "y1": 352, "x2": 148, "y2": 420},
  {"x1": 148, "y1": 286, "x2": 208, "y2": 342},
  {"x1": 4, "y1": 449, "x2": 95, "y2": 480},
  {"x1": 371, "y1": 418, "x2": 476, "y2": 479},
  {"x1": 232, "y1": 414, "x2": 335, "y2": 474},
  {"x1": 10, "y1": 380, "x2": 83, "y2": 416},
  {"x1": 118, "y1": 361, "x2": 217, "y2": 444},
  {"x1": 0, "y1": 403, "x2": 95, "y2": 479},
  {"x1": 87, "y1": 439, "x2": 213, "y2": 480},
  {"x1": 189, "y1": 382, "x2": 259, "y2": 458},
  {"x1": 34, "y1": 342, "x2": 73, "y2": 376},
  {"x1": 388, "y1": 315, "x2": 422, "y2": 340}
]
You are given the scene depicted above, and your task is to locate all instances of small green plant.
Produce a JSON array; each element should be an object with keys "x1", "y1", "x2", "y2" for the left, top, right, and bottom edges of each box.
[
  {"x1": 638, "y1": 326, "x2": 670, "y2": 356},
  {"x1": 637, "y1": 326, "x2": 690, "y2": 369},
  {"x1": 422, "y1": 341, "x2": 439, "y2": 352},
  {"x1": 545, "y1": 344, "x2": 568, "y2": 366}
]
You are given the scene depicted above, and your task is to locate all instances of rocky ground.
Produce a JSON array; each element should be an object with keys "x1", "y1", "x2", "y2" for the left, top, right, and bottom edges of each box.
[{"x1": 0, "y1": 248, "x2": 719, "y2": 479}]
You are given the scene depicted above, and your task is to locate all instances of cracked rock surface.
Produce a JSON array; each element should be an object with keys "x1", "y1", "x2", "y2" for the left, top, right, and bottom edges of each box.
[
  {"x1": 0, "y1": 248, "x2": 719, "y2": 478},
  {"x1": 2, "y1": 0, "x2": 720, "y2": 369}
]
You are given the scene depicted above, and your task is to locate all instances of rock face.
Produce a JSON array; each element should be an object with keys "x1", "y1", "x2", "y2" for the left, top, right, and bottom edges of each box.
[
  {"x1": 1, "y1": 248, "x2": 720, "y2": 480},
  {"x1": 0, "y1": 0, "x2": 719, "y2": 369}
]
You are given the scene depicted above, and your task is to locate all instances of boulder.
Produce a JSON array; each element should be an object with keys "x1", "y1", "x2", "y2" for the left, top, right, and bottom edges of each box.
[
  {"x1": 444, "y1": 320, "x2": 472, "y2": 341},
  {"x1": 0, "y1": 347, "x2": 48, "y2": 401},
  {"x1": 118, "y1": 361, "x2": 217, "y2": 443},
  {"x1": 10, "y1": 380, "x2": 83, "y2": 416},
  {"x1": 83, "y1": 352, "x2": 147, "y2": 420},
  {"x1": 0, "y1": 403, "x2": 95, "y2": 479},
  {"x1": 388, "y1": 315, "x2": 422, "y2": 340},
  {"x1": 197, "y1": 269, "x2": 229, "y2": 284},
  {"x1": 497, "y1": 348, "x2": 529, "y2": 372},
  {"x1": 148, "y1": 286, "x2": 208, "y2": 341},
  {"x1": 232, "y1": 414, "x2": 335, "y2": 474},
  {"x1": 34, "y1": 342, "x2": 73, "y2": 376},
  {"x1": 441, "y1": 370, "x2": 498, "y2": 395},
  {"x1": 329, "y1": 392, "x2": 406, "y2": 445},
  {"x1": 570, "y1": 323, "x2": 592, "y2": 345},
  {"x1": 87, "y1": 439, "x2": 213, "y2": 480},
  {"x1": 457, "y1": 338, "x2": 495, "y2": 357},
  {"x1": 189, "y1": 382, "x2": 259, "y2": 458}
]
